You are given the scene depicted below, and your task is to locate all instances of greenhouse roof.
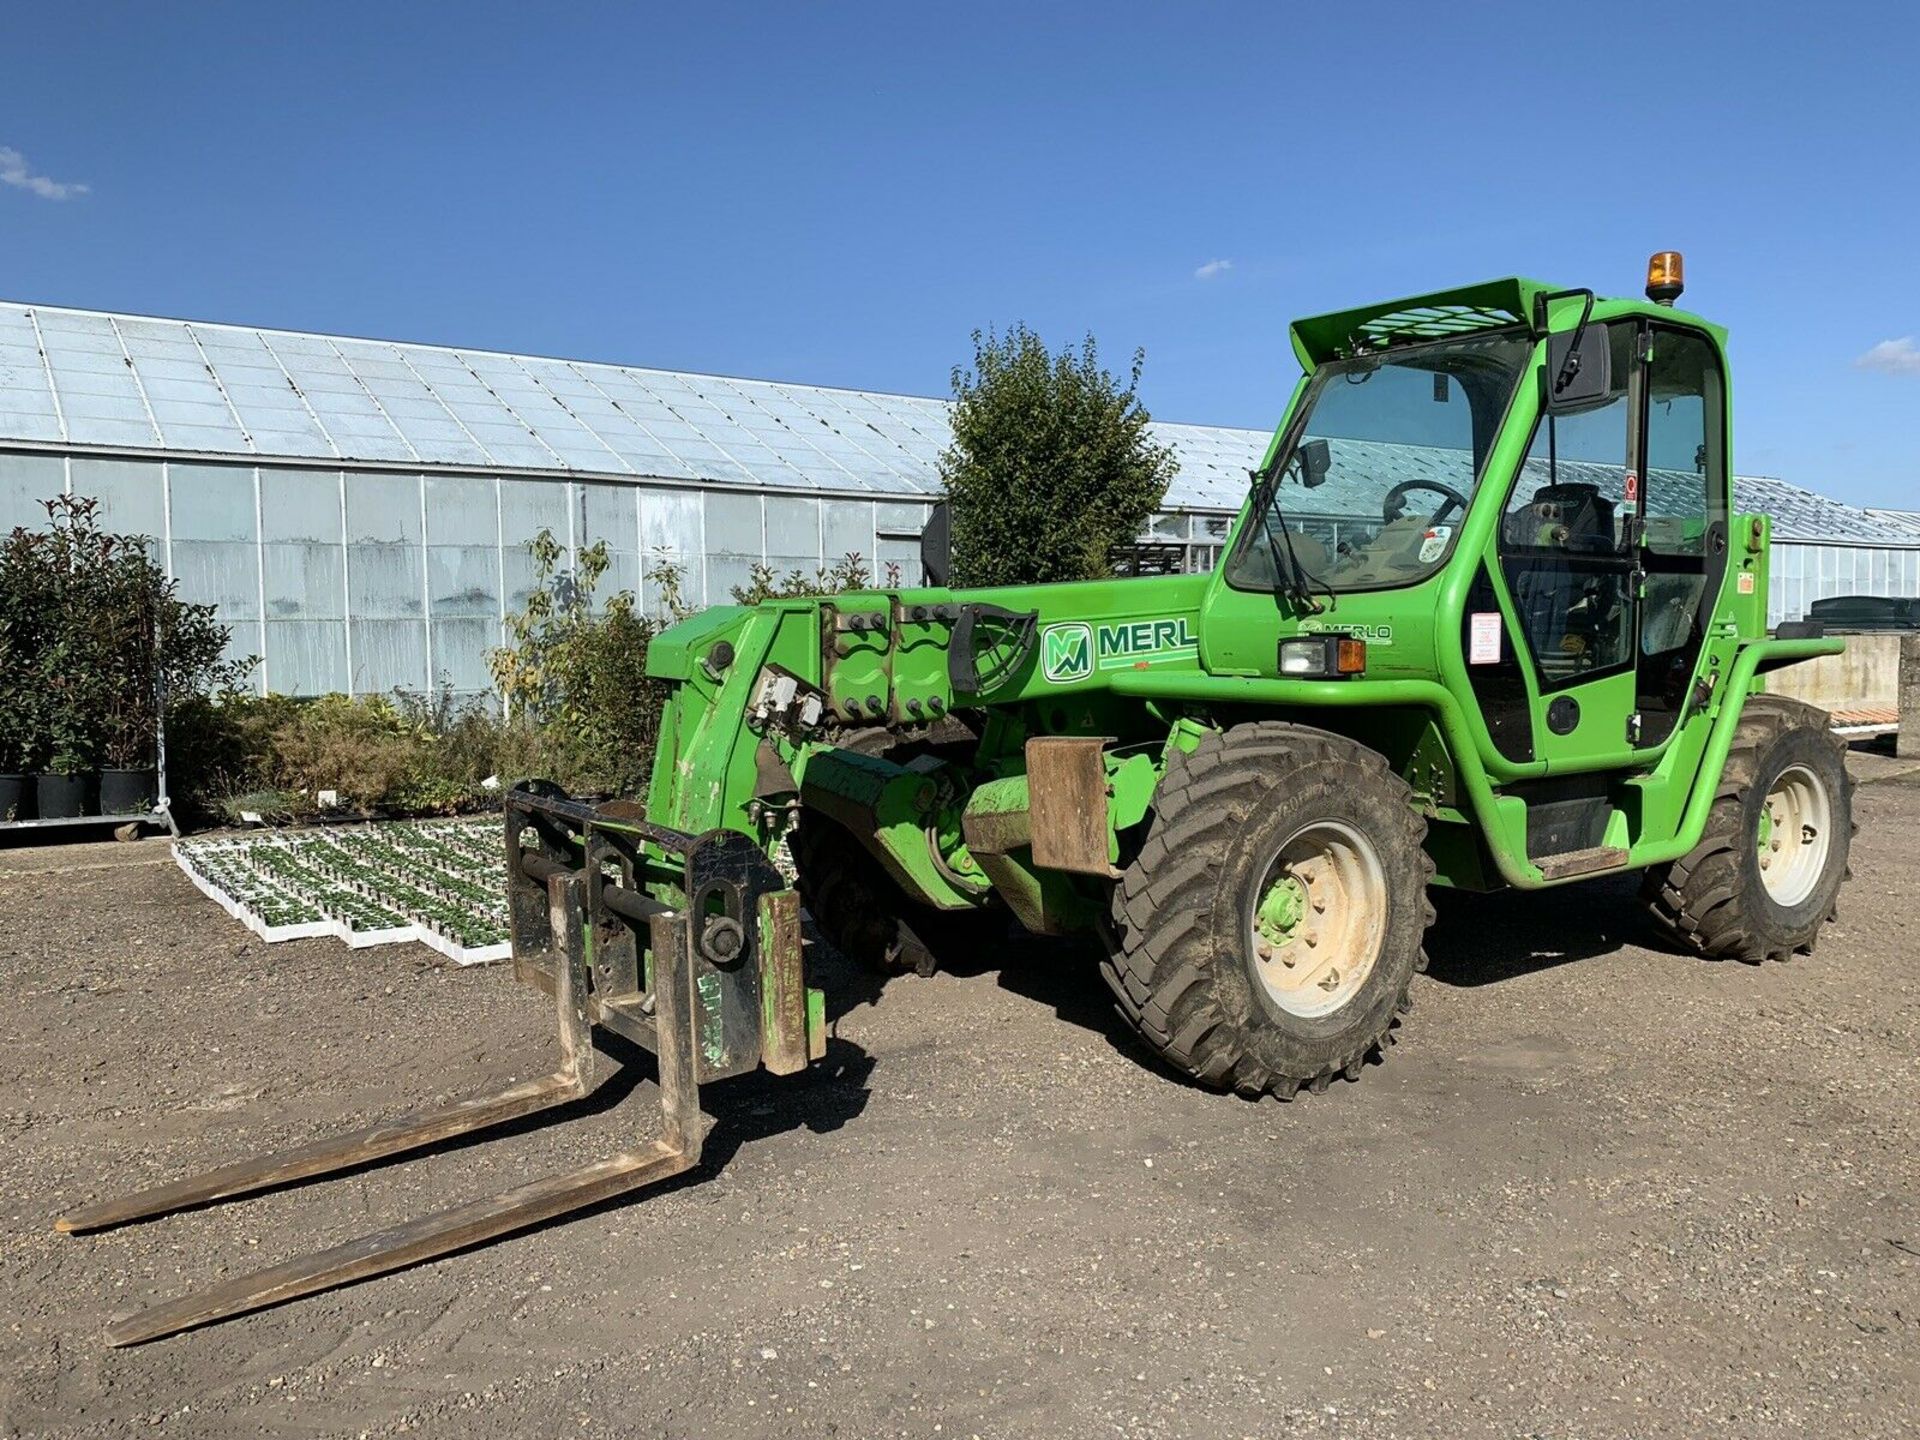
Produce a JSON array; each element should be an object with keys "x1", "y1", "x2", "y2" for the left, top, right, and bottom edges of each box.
[{"x1": 0, "y1": 300, "x2": 1263, "y2": 508}]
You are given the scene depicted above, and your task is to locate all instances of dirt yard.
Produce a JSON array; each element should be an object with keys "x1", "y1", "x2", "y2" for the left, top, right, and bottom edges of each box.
[{"x1": 5, "y1": 753, "x2": 1920, "y2": 1439}]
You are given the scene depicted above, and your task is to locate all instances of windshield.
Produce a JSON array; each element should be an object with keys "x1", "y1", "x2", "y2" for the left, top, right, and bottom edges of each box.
[{"x1": 1225, "y1": 330, "x2": 1534, "y2": 594}]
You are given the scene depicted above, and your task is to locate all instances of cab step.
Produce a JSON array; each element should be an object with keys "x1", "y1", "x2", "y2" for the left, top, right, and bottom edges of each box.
[{"x1": 1533, "y1": 845, "x2": 1630, "y2": 880}]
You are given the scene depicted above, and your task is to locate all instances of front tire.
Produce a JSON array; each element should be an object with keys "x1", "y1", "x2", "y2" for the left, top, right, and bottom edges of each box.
[
  {"x1": 1643, "y1": 695, "x2": 1853, "y2": 962},
  {"x1": 1102, "y1": 723, "x2": 1433, "y2": 1099}
]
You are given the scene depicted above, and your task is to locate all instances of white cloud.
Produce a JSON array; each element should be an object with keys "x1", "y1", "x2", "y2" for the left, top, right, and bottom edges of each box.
[
  {"x1": 1193, "y1": 258, "x2": 1233, "y2": 281},
  {"x1": 1855, "y1": 337, "x2": 1920, "y2": 375},
  {"x1": 0, "y1": 145, "x2": 89, "y2": 200}
]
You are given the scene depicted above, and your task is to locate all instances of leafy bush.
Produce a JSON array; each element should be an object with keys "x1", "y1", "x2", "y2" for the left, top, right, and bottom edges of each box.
[
  {"x1": 0, "y1": 494, "x2": 251, "y2": 774},
  {"x1": 488, "y1": 529, "x2": 668, "y2": 797},
  {"x1": 939, "y1": 326, "x2": 1178, "y2": 586},
  {"x1": 168, "y1": 689, "x2": 506, "y2": 823}
]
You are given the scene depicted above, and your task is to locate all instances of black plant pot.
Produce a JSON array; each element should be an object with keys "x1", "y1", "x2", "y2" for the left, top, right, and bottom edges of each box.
[
  {"x1": 35, "y1": 772, "x2": 96, "y2": 820},
  {"x1": 100, "y1": 768, "x2": 158, "y2": 815},
  {"x1": 0, "y1": 773, "x2": 27, "y2": 823}
]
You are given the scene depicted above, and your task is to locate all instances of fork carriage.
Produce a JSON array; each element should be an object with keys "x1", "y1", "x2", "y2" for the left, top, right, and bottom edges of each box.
[{"x1": 55, "y1": 782, "x2": 822, "y2": 1346}]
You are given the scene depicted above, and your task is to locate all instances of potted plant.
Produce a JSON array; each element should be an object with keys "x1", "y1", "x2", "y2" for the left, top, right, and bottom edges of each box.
[
  {"x1": 36, "y1": 660, "x2": 99, "y2": 819},
  {"x1": 2, "y1": 496, "x2": 250, "y2": 828},
  {"x1": 95, "y1": 545, "x2": 162, "y2": 817},
  {"x1": 0, "y1": 518, "x2": 58, "y2": 821}
]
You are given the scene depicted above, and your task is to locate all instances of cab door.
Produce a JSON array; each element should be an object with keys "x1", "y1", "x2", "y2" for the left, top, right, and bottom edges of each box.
[
  {"x1": 1483, "y1": 321, "x2": 1644, "y2": 769},
  {"x1": 1479, "y1": 320, "x2": 1724, "y2": 770}
]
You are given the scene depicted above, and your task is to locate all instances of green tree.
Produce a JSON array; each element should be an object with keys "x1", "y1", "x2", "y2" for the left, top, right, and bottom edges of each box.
[{"x1": 939, "y1": 325, "x2": 1178, "y2": 587}]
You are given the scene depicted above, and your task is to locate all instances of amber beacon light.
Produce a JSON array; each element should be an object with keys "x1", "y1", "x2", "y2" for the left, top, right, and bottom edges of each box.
[{"x1": 1646, "y1": 250, "x2": 1685, "y2": 306}]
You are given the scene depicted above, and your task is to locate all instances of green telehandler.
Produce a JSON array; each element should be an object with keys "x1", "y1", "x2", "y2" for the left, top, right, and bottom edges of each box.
[{"x1": 61, "y1": 253, "x2": 1854, "y2": 1343}]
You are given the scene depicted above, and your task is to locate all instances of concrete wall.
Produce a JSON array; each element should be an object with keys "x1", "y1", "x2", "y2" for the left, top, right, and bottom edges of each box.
[{"x1": 1764, "y1": 632, "x2": 1905, "y2": 713}]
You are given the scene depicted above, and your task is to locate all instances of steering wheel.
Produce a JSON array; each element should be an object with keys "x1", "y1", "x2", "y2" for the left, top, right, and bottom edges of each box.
[{"x1": 1381, "y1": 478, "x2": 1470, "y2": 526}]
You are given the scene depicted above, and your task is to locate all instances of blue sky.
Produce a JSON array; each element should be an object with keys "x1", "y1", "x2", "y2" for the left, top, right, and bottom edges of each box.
[{"x1": 2, "y1": 2, "x2": 1914, "y2": 504}]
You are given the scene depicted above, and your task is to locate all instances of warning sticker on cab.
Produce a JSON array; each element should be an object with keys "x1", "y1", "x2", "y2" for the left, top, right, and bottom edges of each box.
[
  {"x1": 1418, "y1": 526, "x2": 1452, "y2": 564},
  {"x1": 1468, "y1": 611, "x2": 1502, "y2": 665}
]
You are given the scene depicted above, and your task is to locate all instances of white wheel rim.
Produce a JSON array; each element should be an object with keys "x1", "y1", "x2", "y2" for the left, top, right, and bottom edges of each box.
[
  {"x1": 1758, "y1": 763, "x2": 1832, "y2": 908},
  {"x1": 1248, "y1": 820, "x2": 1387, "y2": 1019}
]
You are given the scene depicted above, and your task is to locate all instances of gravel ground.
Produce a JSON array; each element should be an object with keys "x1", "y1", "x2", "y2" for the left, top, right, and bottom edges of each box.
[{"x1": 4, "y1": 752, "x2": 1919, "y2": 1439}]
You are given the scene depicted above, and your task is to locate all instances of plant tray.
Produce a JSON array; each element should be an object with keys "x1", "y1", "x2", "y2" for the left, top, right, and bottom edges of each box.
[{"x1": 174, "y1": 818, "x2": 512, "y2": 966}]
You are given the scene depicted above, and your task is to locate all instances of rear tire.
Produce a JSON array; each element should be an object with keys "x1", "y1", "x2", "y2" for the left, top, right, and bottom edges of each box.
[
  {"x1": 1642, "y1": 695, "x2": 1853, "y2": 962},
  {"x1": 1102, "y1": 722, "x2": 1433, "y2": 1099}
]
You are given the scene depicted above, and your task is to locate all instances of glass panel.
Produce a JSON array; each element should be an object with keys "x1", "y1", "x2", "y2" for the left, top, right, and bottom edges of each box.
[
  {"x1": 263, "y1": 541, "x2": 347, "y2": 619},
  {"x1": 1639, "y1": 330, "x2": 1717, "y2": 663},
  {"x1": 427, "y1": 544, "x2": 502, "y2": 619},
  {"x1": 264, "y1": 618, "x2": 348, "y2": 695},
  {"x1": 579, "y1": 482, "x2": 636, "y2": 550},
  {"x1": 1643, "y1": 332, "x2": 1716, "y2": 557},
  {"x1": 875, "y1": 502, "x2": 929, "y2": 535},
  {"x1": 424, "y1": 474, "x2": 497, "y2": 546},
  {"x1": 764, "y1": 496, "x2": 820, "y2": 567},
  {"x1": 259, "y1": 468, "x2": 343, "y2": 543},
  {"x1": 0, "y1": 452, "x2": 66, "y2": 530},
  {"x1": 639, "y1": 488, "x2": 701, "y2": 556},
  {"x1": 1229, "y1": 331, "x2": 1535, "y2": 593},
  {"x1": 348, "y1": 541, "x2": 425, "y2": 620},
  {"x1": 350, "y1": 618, "x2": 428, "y2": 695},
  {"x1": 69, "y1": 458, "x2": 165, "y2": 538},
  {"x1": 1502, "y1": 347, "x2": 1635, "y2": 683},
  {"x1": 707, "y1": 554, "x2": 758, "y2": 604},
  {"x1": 500, "y1": 477, "x2": 570, "y2": 545},
  {"x1": 704, "y1": 491, "x2": 762, "y2": 560},
  {"x1": 169, "y1": 539, "x2": 259, "y2": 613},
  {"x1": 429, "y1": 618, "x2": 495, "y2": 693},
  {"x1": 876, "y1": 538, "x2": 921, "y2": 587},
  {"x1": 169, "y1": 463, "x2": 257, "y2": 543},
  {"x1": 822, "y1": 499, "x2": 873, "y2": 564},
  {"x1": 344, "y1": 472, "x2": 422, "y2": 545}
]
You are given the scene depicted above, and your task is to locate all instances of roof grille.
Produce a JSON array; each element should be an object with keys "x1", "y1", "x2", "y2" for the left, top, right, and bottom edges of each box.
[{"x1": 1347, "y1": 303, "x2": 1524, "y2": 353}]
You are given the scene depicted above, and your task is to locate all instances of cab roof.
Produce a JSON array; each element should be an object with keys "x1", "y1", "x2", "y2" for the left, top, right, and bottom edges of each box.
[{"x1": 1288, "y1": 276, "x2": 1722, "y2": 369}]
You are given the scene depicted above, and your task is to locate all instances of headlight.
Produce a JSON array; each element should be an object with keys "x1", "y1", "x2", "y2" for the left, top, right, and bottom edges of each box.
[{"x1": 1278, "y1": 635, "x2": 1366, "y2": 677}]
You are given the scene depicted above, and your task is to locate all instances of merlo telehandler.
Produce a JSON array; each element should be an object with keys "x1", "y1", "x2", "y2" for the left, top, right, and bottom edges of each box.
[{"x1": 60, "y1": 253, "x2": 1853, "y2": 1343}]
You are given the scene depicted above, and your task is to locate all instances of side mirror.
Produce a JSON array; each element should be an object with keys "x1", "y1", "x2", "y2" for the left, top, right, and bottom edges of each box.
[
  {"x1": 1297, "y1": 438, "x2": 1331, "y2": 489},
  {"x1": 1543, "y1": 325, "x2": 1613, "y2": 412},
  {"x1": 920, "y1": 500, "x2": 951, "y2": 587}
]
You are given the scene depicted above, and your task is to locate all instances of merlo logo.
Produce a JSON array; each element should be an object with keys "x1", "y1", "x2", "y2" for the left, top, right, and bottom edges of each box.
[{"x1": 1041, "y1": 622, "x2": 1094, "y2": 683}]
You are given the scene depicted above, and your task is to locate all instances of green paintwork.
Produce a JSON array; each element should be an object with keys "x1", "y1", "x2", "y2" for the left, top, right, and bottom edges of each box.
[
  {"x1": 1255, "y1": 873, "x2": 1306, "y2": 944},
  {"x1": 634, "y1": 273, "x2": 1843, "y2": 931}
]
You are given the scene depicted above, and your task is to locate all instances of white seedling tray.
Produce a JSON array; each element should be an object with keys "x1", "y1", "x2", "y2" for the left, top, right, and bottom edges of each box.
[{"x1": 174, "y1": 829, "x2": 509, "y2": 966}]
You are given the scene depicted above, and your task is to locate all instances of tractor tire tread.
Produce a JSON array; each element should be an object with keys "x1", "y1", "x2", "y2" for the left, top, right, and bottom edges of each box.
[{"x1": 1101, "y1": 721, "x2": 1430, "y2": 1101}]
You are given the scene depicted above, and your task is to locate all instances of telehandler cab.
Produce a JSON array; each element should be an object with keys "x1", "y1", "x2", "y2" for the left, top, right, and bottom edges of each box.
[{"x1": 61, "y1": 254, "x2": 1853, "y2": 1343}]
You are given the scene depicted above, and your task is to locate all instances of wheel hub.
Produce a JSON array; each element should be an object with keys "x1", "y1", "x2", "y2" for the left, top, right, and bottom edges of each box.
[
  {"x1": 1248, "y1": 820, "x2": 1387, "y2": 1019},
  {"x1": 1757, "y1": 763, "x2": 1833, "y2": 908}
]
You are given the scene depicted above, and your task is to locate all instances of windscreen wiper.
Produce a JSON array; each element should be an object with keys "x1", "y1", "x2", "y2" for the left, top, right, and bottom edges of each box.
[{"x1": 1250, "y1": 465, "x2": 1327, "y2": 615}]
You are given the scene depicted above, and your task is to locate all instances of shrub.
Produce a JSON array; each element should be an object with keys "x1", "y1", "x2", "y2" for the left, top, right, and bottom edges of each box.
[
  {"x1": 488, "y1": 529, "x2": 668, "y2": 796},
  {"x1": 167, "y1": 689, "x2": 507, "y2": 824},
  {"x1": 0, "y1": 494, "x2": 252, "y2": 775},
  {"x1": 939, "y1": 326, "x2": 1178, "y2": 586}
]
